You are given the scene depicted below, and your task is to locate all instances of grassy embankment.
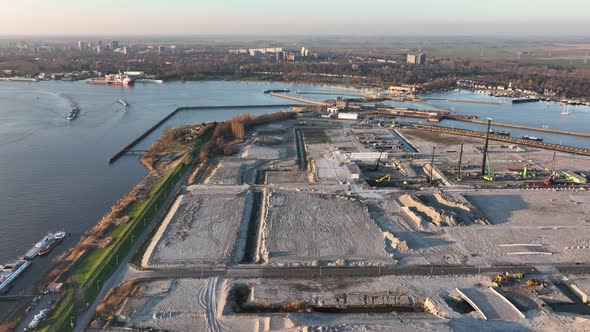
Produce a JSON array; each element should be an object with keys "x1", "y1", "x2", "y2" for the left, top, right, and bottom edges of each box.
[{"x1": 39, "y1": 130, "x2": 213, "y2": 332}]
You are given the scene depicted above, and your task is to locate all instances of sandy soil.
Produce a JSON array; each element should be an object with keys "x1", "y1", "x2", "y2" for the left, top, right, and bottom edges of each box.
[
  {"x1": 240, "y1": 145, "x2": 285, "y2": 160},
  {"x1": 371, "y1": 199, "x2": 473, "y2": 266},
  {"x1": 118, "y1": 279, "x2": 209, "y2": 331},
  {"x1": 145, "y1": 185, "x2": 250, "y2": 268},
  {"x1": 119, "y1": 278, "x2": 261, "y2": 332},
  {"x1": 113, "y1": 274, "x2": 590, "y2": 332},
  {"x1": 465, "y1": 190, "x2": 590, "y2": 226},
  {"x1": 205, "y1": 158, "x2": 257, "y2": 185},
  {"x1": 261, "y1": 190, "x2": 393, "y2": 266}
]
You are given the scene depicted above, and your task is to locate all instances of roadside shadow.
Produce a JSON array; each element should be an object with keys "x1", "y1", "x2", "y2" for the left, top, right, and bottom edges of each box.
[
  {"x1": 395, "y1": 231, "x2": 455, "y2": 250},
  {"x1": 464, "y1": 194, "x2": 528, "y2": 225},
  {"x1": 449, "y1": 316, "x2": 531, "y2": 331}
]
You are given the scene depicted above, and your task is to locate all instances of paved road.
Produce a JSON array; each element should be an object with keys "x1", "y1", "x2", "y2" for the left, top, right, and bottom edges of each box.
[{"x1": 127, "y1": 264, "x2": 540, "y2": 281}]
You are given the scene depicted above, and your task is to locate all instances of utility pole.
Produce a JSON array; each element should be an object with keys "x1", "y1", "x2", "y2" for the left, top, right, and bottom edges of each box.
[
  {"x1": 430, "y1": 146, "x2": 436, "y2": 186},
  {"x1": 551, "y1": 151, "x2": 557, "y2": 174},
  {"x1": 481, "y1": 118, "x2": 492, "y2": 177},
  {"x1": 374, "y1": 148, "x2": 384, "y2": 171},
  {"x1": 456, "y1": 142, "x2": 464, "y2": 182}
]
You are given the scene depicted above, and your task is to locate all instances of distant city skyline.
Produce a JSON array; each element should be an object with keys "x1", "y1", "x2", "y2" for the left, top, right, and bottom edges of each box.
[{"x1": 2, "y1": 0, "x2": 589, "y2": 36}]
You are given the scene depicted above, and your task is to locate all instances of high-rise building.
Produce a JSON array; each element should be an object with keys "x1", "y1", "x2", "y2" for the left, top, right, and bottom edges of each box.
[
  {"x1": 300, "y1": 47, "x2": 309, "y2": 57},
  {"x1": 122, "y1": 46, "x2": 128, "y2": 55},
  {"x1": 407, "y1": 53, "x2": 426, "y2": 65},
  {"x1": 111, "y1": 40, "x2": 119, "y2": 49},
  {"x1": 417, "y1": 53, "x2": 426, "y2": 65},
  {"x1": 77, "y1": 41, "x2": 84, "y2": 50}
]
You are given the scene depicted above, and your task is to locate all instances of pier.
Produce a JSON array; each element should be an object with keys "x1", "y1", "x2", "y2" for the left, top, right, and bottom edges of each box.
[
  {"x1": 447, "y1": 116, "x2": 590, "y2": 138},
  {"x1": 268, "y1": 92, "x2": 330, "y2": 105},
  {"x1": 412, "y1": 124, "x2": 590, "y2": 156},
  {"x1": 424, "y1": 97, "x2": 505, "y2": 105},
  {"x1": 296, "y1": 91, "x2": 363, "y2": 97},
  {"x1": 108, "y1": 103, "x2": 307, "y2": 164}
]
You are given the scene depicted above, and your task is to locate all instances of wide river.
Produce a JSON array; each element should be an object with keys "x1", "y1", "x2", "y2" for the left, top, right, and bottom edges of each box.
[{"x1": 0, "y1": 81, "x2": 589, "y2": 311}]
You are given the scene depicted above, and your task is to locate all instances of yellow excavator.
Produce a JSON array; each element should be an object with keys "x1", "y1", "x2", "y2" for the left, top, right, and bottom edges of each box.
[{"x1": 375, "y1": 174, "x2": 392, "y2": 183}]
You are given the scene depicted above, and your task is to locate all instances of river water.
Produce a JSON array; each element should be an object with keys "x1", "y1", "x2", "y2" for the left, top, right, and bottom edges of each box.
[{"x1": 0, "y1": 81, "x2": 589, "y2": 316}]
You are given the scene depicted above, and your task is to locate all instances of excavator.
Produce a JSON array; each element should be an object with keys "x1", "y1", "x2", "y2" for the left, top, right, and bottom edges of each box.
[
  {"x1": 375, "y1": 174, "x2": 392, "y2": 183},
  {"x1": 492, "y1": 272, "x2": 524, "y2": 287}
]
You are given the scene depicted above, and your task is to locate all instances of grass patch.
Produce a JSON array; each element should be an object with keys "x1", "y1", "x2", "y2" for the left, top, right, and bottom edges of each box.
[{"x1": 42, "y1": 159, "x2": 190, "y2": 331}]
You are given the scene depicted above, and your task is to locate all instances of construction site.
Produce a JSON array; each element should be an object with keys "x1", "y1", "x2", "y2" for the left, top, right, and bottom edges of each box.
[{"x1": 91, "y1": 108, "x2": 590, "y2": 331}]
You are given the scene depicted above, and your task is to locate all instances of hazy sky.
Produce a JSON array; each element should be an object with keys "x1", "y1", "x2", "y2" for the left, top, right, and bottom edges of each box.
[{"x1": 2, "y1": 0, "x2": 589, "y2": 36}]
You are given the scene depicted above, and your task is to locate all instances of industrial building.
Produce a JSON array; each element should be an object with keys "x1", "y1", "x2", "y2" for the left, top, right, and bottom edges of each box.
[{"x1": 337, "y1": 112, "x2": 359, "y2": 120}]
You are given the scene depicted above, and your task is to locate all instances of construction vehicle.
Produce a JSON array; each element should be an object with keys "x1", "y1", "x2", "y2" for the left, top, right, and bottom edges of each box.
[
  {"x1": 492, "y1": 272, "x2": 524, "y2": 287},
  {"x1": 520, "y1": 164, "x2": 537, "y2": 179},
  {"x1": 375, "y1": 174, "x2": 392, "y2": 183},
  {"x1": 482, "y1": 152, "x2": 495, "y2": 182},
  {"x1": 526, "y1": 279, "x2": 540, "y2": 286}
]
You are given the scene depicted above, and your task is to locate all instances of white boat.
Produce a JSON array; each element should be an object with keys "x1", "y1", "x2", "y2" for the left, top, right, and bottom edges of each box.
[
  {"x1": 135, "y1": 79, "x2": 163, "y2": 84},
  {"x1": 25, "y1": 231, "x2": 64, "y2": 259},
  {"x1": 117, "y1": 99, "x2": 129, "y2": 107}
]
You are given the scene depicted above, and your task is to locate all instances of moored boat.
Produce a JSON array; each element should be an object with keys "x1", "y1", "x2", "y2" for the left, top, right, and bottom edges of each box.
[
  {"x1": 89, "y1": 73, "x2": 134, "y2": 86},
  {"x1": 522, "y1": 135, "x2": 543, "y2": 142},
  {"x1": 38, "y1": 231, "x2": 66, "y2": 256}
]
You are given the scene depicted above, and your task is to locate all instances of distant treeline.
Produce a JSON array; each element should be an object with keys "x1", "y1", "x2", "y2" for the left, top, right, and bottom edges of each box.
[{"x1": 2, "y1": 52, "x2": 589, "y2": 97}]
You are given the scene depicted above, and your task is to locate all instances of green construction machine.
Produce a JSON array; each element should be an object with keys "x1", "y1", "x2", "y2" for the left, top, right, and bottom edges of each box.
[{"x1": 482, "y1": 152, "x2": 495, "y2": 182}]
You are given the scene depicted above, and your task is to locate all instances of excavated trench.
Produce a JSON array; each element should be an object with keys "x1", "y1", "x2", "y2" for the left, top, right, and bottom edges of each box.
[
  {"x1": 229, "y1": 284, "x2": 428, "y2": 315},
  {"x1": 240, "y1": 190, "x2": 263, "y2": 264}
]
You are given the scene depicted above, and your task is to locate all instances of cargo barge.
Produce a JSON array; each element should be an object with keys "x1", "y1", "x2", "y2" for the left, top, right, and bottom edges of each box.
[
  {"x1": 512, "y1": 98, "x2": 540, "y2": 104},
  {"x1": 263, "y1": 88, "x2": 290, "y2": 94},
  {"x1": 489, "y1": 129, "x2": 510, "y2": 136}
]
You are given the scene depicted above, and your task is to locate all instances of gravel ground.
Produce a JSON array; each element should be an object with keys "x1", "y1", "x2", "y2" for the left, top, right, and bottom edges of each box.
[
  {"x1": 147, "y1": 185, "x2": 250, "y2": 267},
  {"x1": 119, "y1": 279, "x2": 209, "y2": 331},
  {"x1": 205, "y1": 159, "x2": 257, "y2": 185},
  {"x1": 261, "y1": 190, "x2": 393, "y2": 266}
]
